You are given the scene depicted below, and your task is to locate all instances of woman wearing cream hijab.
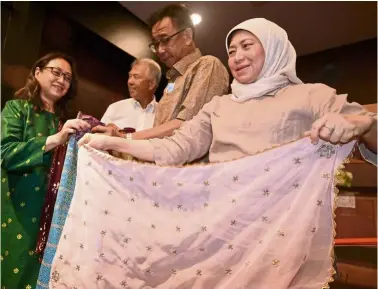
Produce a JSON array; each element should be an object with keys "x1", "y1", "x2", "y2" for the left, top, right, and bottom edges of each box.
[{"x1": 80, "y1": 18, "x2": 376, "y2": 165}]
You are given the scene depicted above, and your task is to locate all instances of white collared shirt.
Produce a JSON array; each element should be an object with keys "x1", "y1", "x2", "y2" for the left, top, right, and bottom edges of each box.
[{"x1": 101, "y1": 98, "x2": 158, "y2": 131}]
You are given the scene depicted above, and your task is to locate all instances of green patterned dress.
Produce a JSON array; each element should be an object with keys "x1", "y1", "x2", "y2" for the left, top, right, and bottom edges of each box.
[{"x1": 1, "y1": 99, "x2": 59, "y2": 289}]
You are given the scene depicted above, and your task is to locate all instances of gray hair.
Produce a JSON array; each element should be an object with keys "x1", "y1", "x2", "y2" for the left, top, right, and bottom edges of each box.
[{"x1": 131, "y1": 58, "x2": 162, "y2": 88}]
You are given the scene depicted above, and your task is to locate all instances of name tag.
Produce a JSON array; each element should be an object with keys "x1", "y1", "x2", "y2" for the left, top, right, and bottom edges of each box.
[{"x1": 166, "y1": 82, "x2": 175, "y2": 93}]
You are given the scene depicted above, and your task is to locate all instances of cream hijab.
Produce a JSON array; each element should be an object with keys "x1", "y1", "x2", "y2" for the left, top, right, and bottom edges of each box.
[{"x1": 226, "y1": 18, "x2": 302, "y2": 102}]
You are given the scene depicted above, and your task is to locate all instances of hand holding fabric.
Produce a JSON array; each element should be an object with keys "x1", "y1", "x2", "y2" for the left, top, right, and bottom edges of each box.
[
  {"x1": 91, "y1": 123, "x2": 124, "y2": 137},
  {"x1": 58, "y1": 119, "x2": 91, "y2": 144},
  {"x1": 78, "y1": 133, "x2": 112, "y2": 151},
  {"x1": 306, "y1": 113, "x2": 374, "y2": 144}
]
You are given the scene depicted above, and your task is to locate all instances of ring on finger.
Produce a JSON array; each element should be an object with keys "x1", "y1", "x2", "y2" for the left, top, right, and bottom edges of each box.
[{"x1": 323, "y1": 125, "x2": 335, "y2": 133}]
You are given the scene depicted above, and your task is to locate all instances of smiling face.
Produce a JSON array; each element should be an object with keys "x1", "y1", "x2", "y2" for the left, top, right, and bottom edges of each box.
[
  {"x1": 227, "y1": 30, "x2": 266, "y2": 84},
  {"x1": 127, "y1": 62, "x2": 155, "y2": 102},
  {"x1": 35, "y1": 58, "x2": 72, "y2": 103}
]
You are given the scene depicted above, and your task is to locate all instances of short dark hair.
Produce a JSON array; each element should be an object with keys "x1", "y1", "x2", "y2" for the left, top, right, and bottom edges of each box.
[
  {"x1": 148, "y1": 4, "x2": 195, "y2": 39},
  {"x1": 14, "y1": 52, "x2": 77, "y2": 121}
]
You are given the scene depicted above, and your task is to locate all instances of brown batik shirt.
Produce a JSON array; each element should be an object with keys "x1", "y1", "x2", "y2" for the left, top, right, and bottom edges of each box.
[{"x1": 153, "y1": 48, "x2": 229, "y2": 126}]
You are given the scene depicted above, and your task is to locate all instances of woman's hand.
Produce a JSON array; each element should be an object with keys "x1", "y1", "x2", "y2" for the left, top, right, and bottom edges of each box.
[
  {"x1": 306, "y1": 113, "x2": 374, "y2": 144},
  {"x1": 45, "y1": 119, "x2": 90, "y2": 152},
  {"x1": 78, "y1": 133, "x2": 155, "y2": 162},
  {"x1": 78, "y1": 133, "x2": 112, "y2": 151},
  {"x1": 57, "y1": 119, "x2": 91, "y2": 144}
]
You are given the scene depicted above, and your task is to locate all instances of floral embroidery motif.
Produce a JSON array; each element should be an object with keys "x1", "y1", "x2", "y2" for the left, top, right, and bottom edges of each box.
[
  {"x1": 145, "y1": 268, "x2": 151, "y2": 274},
  {"x1": 272, "y1": 259, "x2": 280, "y2": 267},
  {"x1": 317, "y1": 144, "x2": 336, "y2": 158},
  {"x1": 292, "y1": 183, "x2": 300, "y2": 189},
  {"x1": 321, "y1": 173, "x2": 331, "y2": 179},
  {"x1": 293, "y1": 157, "x2": 301, "y2": 165},
  {"x1": 51, "y1": 270, "x2": 60, "y2": 282}
]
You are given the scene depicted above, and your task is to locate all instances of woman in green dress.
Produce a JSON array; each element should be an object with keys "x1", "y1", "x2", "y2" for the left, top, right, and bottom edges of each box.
[{"x1": 1, "y1": 52, "x2": 90, "y2": 289}]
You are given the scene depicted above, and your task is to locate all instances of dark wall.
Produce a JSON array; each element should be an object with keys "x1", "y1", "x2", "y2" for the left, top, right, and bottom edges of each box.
[
  {"x1": 1, "y1": 2, "x2": 46, "y2": 107},
  {"x1": 297, "y1": 38, "x2": 377, "y2": 105},
  {"x1": 47, "y1": 1, "x2": 155, "y2": 60}
]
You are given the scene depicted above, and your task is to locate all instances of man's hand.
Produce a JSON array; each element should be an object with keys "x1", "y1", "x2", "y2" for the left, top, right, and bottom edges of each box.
[{"x1": 91, "y1": 123, "x2": 124, "y2": 137}]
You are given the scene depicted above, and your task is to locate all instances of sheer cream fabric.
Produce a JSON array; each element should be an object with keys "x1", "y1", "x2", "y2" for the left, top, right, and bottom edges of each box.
[{"x1": 50, "y1": 138, "x2": 355, "y2": 289}]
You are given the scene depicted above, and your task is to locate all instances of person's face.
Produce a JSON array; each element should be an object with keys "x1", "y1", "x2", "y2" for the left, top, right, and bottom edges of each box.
[
  {"x1": 35, "y1": 58, "x2": 72, "y2": 102},
  {"x1": 128, "y1": 63, "x2": 154, "y2": 101},
  {"x1": 151, "y1": 17, "x2": 190, "y2": 68},
  {"x1": 228, "y1": 30, "x2": 265, "y2": 84}
]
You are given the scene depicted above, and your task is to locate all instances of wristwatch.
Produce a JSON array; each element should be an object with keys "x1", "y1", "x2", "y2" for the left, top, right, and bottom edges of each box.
[{"x1": 125, "y1": 133, "x2": 133, "y2": 140}]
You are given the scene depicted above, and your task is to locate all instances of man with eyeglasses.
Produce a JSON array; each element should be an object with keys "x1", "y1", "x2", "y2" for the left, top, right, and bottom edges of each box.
[{"x1": 125, "y1": 4, "x2": 229, "y2": 141}]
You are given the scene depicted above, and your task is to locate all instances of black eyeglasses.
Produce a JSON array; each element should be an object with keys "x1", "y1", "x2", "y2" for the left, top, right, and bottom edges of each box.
[
  {"x1": 44, "y1": 67, "x2": 72, "y2": 83},
  {"x1": 149, "y1": 28, "x2": 187, "y2": 53}
]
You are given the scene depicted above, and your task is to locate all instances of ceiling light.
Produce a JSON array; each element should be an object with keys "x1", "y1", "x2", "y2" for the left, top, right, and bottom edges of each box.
[{"x1": 191, "y1": 13, "x2": 202, "y2": 26}]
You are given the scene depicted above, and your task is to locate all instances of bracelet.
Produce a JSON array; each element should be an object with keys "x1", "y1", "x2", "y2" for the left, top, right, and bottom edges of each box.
[{"x1": 125, "y1": 133, "x2": 133, "y2": 140}]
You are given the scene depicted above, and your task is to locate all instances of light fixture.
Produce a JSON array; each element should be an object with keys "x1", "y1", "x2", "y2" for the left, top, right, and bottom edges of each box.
[{"x1": 191, "y1": 13, "x2": 202, "y2": 26}]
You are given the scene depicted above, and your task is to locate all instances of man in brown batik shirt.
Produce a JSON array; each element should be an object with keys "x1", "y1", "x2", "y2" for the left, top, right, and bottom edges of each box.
[{"x1": 127, "y1": 4, "x2": 229, "y2": 141}]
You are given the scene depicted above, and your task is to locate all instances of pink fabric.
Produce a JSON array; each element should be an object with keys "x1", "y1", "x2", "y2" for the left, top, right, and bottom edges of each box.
[{"x1": 50, "y1": 138, "x2": 355, "y2": 289}]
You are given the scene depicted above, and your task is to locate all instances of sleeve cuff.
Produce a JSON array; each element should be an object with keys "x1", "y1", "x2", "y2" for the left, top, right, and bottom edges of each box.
[{"x1": 358, "y1": 142, "x2": 377, "y2": 166}]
